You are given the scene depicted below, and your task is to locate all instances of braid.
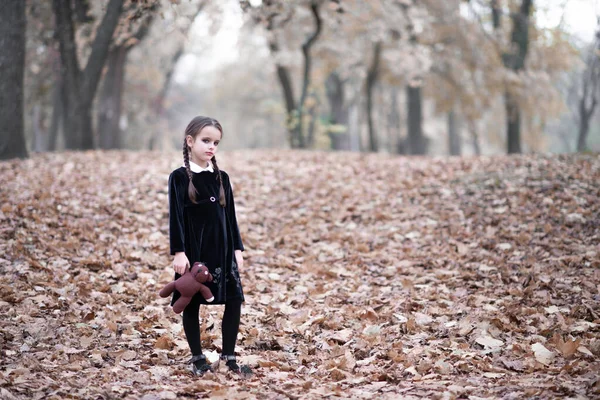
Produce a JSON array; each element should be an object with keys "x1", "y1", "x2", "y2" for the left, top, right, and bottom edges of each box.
[
  {"x1": 211, "y1": 156, "x2": 226, "y2": 207},
  {"x1": 183, "y1": 138, "x2": 199, "y2": 204},
  {"x1": 182, "y1": 116, "x2": 225, "y2": 206}
]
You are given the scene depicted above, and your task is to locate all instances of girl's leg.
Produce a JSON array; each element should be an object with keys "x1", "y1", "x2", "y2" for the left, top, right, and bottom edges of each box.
[
  {"x1": 222, "y1": 298, "x2": 242, "y2": 355},
  {"x1": 221, "y1": 298, "x2": 252, "y2": 375},
  {"x1": 182, "y1": 294, "x2": 211, "y2": 374},
  {"x1": 182, "y1": 294, "x2": 202, "y2": 356}
]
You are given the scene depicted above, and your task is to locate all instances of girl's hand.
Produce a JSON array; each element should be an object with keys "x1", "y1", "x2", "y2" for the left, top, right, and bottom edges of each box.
[
  {"x1": 173, "y1": 252, "x2": 189, "y2": 275},
  {"x1": 234, "y1": 250, "x2": 244, "y2": 269}
]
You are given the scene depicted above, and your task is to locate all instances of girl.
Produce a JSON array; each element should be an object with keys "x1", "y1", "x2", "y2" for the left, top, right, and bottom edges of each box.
[{"x1": 168, "y1": 116, "x2": 251, "y2": 377}]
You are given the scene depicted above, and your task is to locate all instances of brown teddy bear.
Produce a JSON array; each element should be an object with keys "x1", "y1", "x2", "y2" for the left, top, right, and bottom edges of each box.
[{"x1": 159, "y1": 262, "x2": 214, "y2": 313}]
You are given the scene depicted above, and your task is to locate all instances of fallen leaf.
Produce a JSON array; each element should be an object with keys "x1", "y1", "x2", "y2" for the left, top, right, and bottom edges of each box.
[
  {"x1": 155, "y1": 335, "x2": 174, "y2": 350},
  {"x1": 555, "y1": 337, "x2": 581, "y2": 357},
  {"x1": 476, "y1": 335, "x2": 504, "y2": 349},
  {"x1": 121, "y1": 350, "x2": 137, "y2": 361},
  {"x1": 577, "y1": 346, "x2": 594, "y2": 357},
  {"x1": 483, "y1": 372, "x2": 505, "y2": 378},
  {"x1": 1, "y1": 151, "x2": 598, "y2": 399},
  {"x1": 532, "y1": 343, "x2": 555, "y2": 366}
]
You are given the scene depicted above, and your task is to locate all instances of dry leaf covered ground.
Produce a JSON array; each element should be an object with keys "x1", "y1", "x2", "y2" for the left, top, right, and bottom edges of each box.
[{"x1": 0, "y1": 150, "x2": 599, "y2": 400}]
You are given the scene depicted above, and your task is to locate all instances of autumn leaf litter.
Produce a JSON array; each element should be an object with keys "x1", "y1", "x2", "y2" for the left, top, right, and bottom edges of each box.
[{"x1": 0, "y1": 150, "x2": 599, "y2": 399}]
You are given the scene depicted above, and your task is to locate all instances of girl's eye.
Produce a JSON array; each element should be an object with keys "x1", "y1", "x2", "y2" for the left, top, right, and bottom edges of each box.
[
  {"x1": 203, "y1": 139, "x2": 210, "y2": 143},
  {"x1": 214, "y1": 142, "x2": 220, "y2": 146}
]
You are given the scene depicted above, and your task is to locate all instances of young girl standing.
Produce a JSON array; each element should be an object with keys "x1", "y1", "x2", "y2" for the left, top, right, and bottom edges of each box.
[{"x1": 168, "y1": 116, "x2": 251, "y2": 376}]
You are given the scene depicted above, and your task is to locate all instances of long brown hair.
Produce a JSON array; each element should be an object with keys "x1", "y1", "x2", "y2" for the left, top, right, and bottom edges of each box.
[{"x1": 183, "y1": 116, "x2": 226, "y2": 206}]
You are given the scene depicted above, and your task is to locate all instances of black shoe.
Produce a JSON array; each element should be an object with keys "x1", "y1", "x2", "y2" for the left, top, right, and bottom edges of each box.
[
  {"x1": 190, "y1": 354, "x2": 213, "y2": 376},
  {"x1": 220, "y1": 355, "x2": 253, "y2": 377}
]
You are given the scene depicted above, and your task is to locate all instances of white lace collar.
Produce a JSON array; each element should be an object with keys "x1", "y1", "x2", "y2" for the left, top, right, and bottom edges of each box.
[{"x1": 185, "y1": 160, "x2": 214, "y2": 173}]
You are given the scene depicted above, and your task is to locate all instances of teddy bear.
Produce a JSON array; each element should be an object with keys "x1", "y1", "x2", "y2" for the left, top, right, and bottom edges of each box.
[{"x1": 159, "y1": 262, "x2": 214, "y2": 313}]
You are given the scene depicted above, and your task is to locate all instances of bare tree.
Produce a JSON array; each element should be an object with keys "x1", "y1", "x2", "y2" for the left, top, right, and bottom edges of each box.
[
  {"x1": 97, "y1": 8, "x2": 156, "y2": 150},
  {"x1": 493, "y1": 0, "x2": 534, "y2": 154},
  {"x1": 52, "y1": 0, "x2": 124, "y2": 149},
  {"x1": 366, "y1": 42, "x2": 382, "y2": 152},
  {"x1": 243, "y1": 0, "x2": 323, "y2": 149},
  {"x1": 297, "y1": 1, "x2": 322, "y2": 148},
  {"x1": 577, "y1": 27, "x2": 600, "y2": 152},
  {"x1": 407, "y1": 81, "x2": 426, "y2": 155},
  {"x1": 325, "y1": 72, "x2": 350, "y2": 150},
  {"x1": 400, "y1": 1, "x2": 427, "y2": 155},
  {"x1": 148, "y1": 1, "x2": 205, "y2": 150},
  {"x1": 448, "y1": 108, "x2": 461, "y2": 156},
  {"x1": 0, "y1": 1, "x2": 28, "y2": 160}
]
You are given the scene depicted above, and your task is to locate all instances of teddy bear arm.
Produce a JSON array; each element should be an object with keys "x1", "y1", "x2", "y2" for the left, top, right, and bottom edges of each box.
[
  {"x1": 197, "y1": 284, "x2": 214, "y2": 302},
  {"x1": 159, "y1": 281, "x2": 177, "y2": 298}
]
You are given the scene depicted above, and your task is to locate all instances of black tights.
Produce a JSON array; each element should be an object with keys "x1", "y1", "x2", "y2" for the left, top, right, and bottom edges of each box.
[{"x1": 182, "y1": 296, "x2": 242, "y2": 357}]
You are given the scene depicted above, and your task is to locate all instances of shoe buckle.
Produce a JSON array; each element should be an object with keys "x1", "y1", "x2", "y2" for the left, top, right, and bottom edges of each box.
[{"x1": 189, "y1": 354, "x2": 207, "y2": 364}]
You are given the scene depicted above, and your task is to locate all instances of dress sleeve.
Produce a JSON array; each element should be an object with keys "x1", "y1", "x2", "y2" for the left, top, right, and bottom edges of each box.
[
  {"x1": 168, "y1": 171, "x2": 186, "y2": 255},
  {"x1": 226, "y1": 176, "x2": 244, "y2": 252}
]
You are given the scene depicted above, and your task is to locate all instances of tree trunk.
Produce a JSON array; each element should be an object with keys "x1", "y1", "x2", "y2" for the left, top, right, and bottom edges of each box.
[
  {"x1": 387, "y1": 87, "x2": 401, "y2": 154},
  {"x1": 149, "y1": 48, "x2": 181, "y2": 150},
  {"x1": 97, "y1": 10, "x2": 154, "y2": 150},
  {"x1": 366, "y1": 42, "x2": 382, "y2": 152},
  {"x1": 296, "y1": 1, "x2": 322, "y2": 149},
  {"x1": 98, "y1": 45, "x2": 128, "y2": 149},
  {"x1": 491, "y1": 0, "x2": 501, "y2": 30},
  {"x1": 576, "y1": 37, "x2": 599, "y2": 152},
  {"x1": 64, "y1": 101, "x2": 94, "y2": 149},
  {"x1": 497, "y1": 0, "x2": 532, "y2": 154},
  {"x1": 74, "y1": 0, "x2": 93, "y2": 23},
  {"x1": 577, "y1": 115, "x2": 590, "y2": 152},
  {"x1": 264, "y1": 2, "x2": 321, "y2": 149},
  {"x1": 53, "y1": 0, "x2": 124, "y2": 150},
  {"x1": 147, "y1": 4, "x2": 200, "y2": 150},
  {"x1": 325, "y1": 72, "x2": 349, "y2": 150},
  {"x1": 348, "y1": 101, "x2": 360, "y2": 152},
  {"x1": 306, "y1": 94, "x2": 319, "y2": 148},
  {"x1": 0, "y1": 0, "x2": 28, "y2": 160},
  {"x1": 467, "y1": 118, "x2": 481, "y2": 155},
  {"x1": 577, "y1": 95, "x2": 595, "y2": 151},
  {"x1": 32, "y1": 105, "x2": 47, "y2": 152},
  {"x1": 506, "y1": 91, "x2": 521, "y2": 153},
  {"x1": 448, "y1": 108, "x2": 461, "y2": 156},
  {"x1": 407, "y1": 85, "x2": 426, "y2": 155},
  {"x1": 273, "y1": 60, "x2": 298, "y2": 148},
  {"x1": 48, "y1": 49, "x2": 63, "y2": 152}
]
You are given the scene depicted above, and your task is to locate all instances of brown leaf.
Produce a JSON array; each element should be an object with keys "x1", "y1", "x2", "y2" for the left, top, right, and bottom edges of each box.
[
  {"x1": 1, "y1": 151, "x2": 598, "y2": 398},
  {"x1": 155, "y1": 335, "x2": 174, "y2": 350},
  {"x1": 555, "y1": 336, "x2": 581, "y2": 358}
]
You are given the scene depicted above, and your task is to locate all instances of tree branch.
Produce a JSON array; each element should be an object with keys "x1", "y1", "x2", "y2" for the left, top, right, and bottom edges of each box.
[
  {"x1": 491, "y1": 0, "x2": 501, "y2": 29},
  {"x1": 73, "y1": 0, "x2": 94, "y2": 23},
  {"x1": 297, "y1": 1, "x2": 323, "y2": 148},
  {"x1": 81, "y1": 0, "x2": 124, "y2": 97},
  {"x1": 299, "y1": 1, "x2": 322, "y2": 112},
  {"x1": 469, "y1": 1, "x2": 503, "y2": 57}
]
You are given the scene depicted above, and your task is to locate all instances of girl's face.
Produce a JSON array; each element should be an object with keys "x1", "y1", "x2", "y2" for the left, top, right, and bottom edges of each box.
[{"x1": 187, "y1": 126, "x2": 222, "y2": 166}]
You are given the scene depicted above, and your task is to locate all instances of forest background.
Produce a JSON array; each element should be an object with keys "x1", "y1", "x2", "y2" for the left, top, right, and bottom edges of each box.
[{"x1": 1, "y1": 0, "x2": 600, "y2": 158}]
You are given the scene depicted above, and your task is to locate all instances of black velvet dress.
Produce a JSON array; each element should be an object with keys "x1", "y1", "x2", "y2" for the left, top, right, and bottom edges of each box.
[{"x1": 168, "y1": 167, "x2": 245, "y2": 305}]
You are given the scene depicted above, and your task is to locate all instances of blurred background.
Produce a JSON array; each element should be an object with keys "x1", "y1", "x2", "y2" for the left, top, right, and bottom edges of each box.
[{"x1": 1, "y1": 0, "x2": 599, "y2": 160}]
